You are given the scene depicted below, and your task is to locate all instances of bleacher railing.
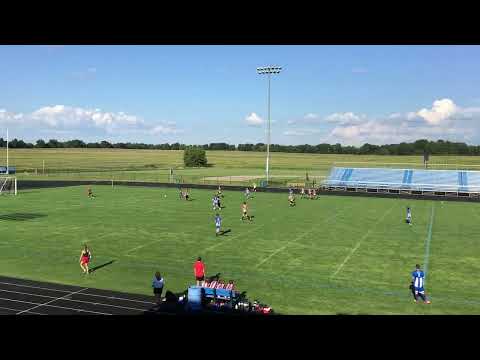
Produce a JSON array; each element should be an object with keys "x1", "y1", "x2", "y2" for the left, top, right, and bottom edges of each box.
[{"x1": 323, "y1": 179, "x2": 480, "y2": 193}]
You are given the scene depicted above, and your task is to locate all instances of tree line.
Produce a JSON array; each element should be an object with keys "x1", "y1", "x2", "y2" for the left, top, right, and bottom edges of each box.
[{"x1": 0, "y1": 138, "x2": 479, "y2": 155}]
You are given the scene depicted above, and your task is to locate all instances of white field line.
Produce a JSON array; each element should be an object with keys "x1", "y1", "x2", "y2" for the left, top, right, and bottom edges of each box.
[
  {"x1": 124, "y1": 239, "x2": 164, "y2": 255},
  {"x1": 0, "y1": 296, "x2": 111, "y2": 315},
  {"x1": 255, "y1": 205, "x2": 355, "y2": 269},
  {"x1": 0, "y1": 305, "x2": 45, "y2": 315},
  {"x1": 330, "y1": 203, "x2": 396, "y2": 279},
  {"x1": 255, "y1": 230, "x2": 315, "y2": 269},
  {"x1": 0, "y1": 281, "x2": 156, "y2": 305},
  {"x1": 16, "y1": 287, "x2": 88, "y2": 315},
  {"x1": 0, "y1": 289, "x2": 148, "y2": 312},
  {"x1": 204, "y1": 225, "x2": 265, "y2": 252},
  {"x1": 423, "y1": 203, "x2": 435, "y2": 284}
]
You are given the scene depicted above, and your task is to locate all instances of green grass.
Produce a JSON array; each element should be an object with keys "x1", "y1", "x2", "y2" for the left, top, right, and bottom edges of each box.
[
  {"x1": 1, "y1": 185, "x2": 480, "y2": 314},
  {"x1": 7, "y1": 148, "x2": 480, "y2": 186}
]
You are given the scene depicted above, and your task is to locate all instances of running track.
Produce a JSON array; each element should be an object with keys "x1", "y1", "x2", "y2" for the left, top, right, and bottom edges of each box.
[{"x1": 0, "y1": 275, "x2": 157, "y2": 315}]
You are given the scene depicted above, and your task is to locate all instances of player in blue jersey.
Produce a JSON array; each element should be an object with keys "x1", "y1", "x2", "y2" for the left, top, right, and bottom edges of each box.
[
  {"x1": 212, "y1": 195, "x2": 219, "y2": 211},
  {"x1": 411, "y1": 264, "x2": 431, "y2": 304},
  {"x1": 215, "y1": 213, "x2": 222, "y2": 236},
  {"x1": 406, "y1": 207, "x2": 412, "y2": 225}
]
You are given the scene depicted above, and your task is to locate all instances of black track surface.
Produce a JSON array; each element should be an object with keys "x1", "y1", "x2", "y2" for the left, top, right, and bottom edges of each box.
[{"x1": 0, "y1": 275, "x2": 157, "y2": 315}]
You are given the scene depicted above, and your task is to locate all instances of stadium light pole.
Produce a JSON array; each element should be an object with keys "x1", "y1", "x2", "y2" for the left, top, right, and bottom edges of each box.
[
  {"x1": 257, "y1": 65, "x2": 282, "y2": 186},
  {"x1": 6, "y1": 128, "x2": 8, "y2": 175}
]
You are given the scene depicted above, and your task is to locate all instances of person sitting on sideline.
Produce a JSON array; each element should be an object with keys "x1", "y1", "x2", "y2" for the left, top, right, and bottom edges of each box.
[
  {"x1": 209, "y1": 277, "x2": 218, "y2": 288},
  {"x1": 225, "y1": 280, "x2": 236, "y2": 291},
  {"x1": 216, "y1": 280, "x2": 225, "y2": 289},
  {"x1": 152, "y1": 271, "x2": 164, "y2": 305}
]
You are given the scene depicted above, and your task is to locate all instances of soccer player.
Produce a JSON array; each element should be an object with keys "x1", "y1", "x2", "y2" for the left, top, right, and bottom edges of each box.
[
  {"x1": 289, "y1": 188, "x2": 294, "y2": 195},
  {"x1": 215, "y1": 213, "x2": 222, "y2": 236},
  {"x1": 217, "y1": 186, "x2": 223, "y2": 198},
  {"x1": 300, "y1": 188, "x2": 305, "y2": 199},
  {"x1": 194, "y1": 257, "x2": 206, "y2": 286},
  {"x1": 241, "y1": 202, "x2": 251, "y2": 221},
  {"x1": 312, "y1": 188, "x2": 317, "y2": 200},
  {"x1": 406, "y1": 207, "x2": 412, "y2": 225},
  {"x1": 87, "y1": 186, "x2": 95, "y2": 198},
  {"x1": 411, "y1": 264, "x2": 431, "y2": 304},
  {"x1": 252, "y1": 182, "x2": 257, "y2": 192},
  {"x1": 212, "y1": 195, "x2": 218, "y2": 210},
  {"x1": 245, "y1": 187, "x2": 251, "y2": 199},
  {"x1": 185, "y1": 189, "x2": 190, "y2": 201},
  {"x1": 79, "y1": 244, "x2": 91, "y2": 275},
  {"x1": 152, "y1": 271, "x2": 164, "y2": 305},
  {"x1": 288, "y1": 194, "x2": 296, "y2": 207}
]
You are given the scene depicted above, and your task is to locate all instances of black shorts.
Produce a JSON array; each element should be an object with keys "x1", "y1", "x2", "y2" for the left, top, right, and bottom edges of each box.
[
  {"x1": 196, "y1": 275, "x2": 204, "y2": 281},
  {"x1": 153, "y1": 287, "x2": 163, "y2": 295}
]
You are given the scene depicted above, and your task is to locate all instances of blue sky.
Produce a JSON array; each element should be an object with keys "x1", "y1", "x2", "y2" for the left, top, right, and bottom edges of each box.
[{"x1": 1, "y1": 45, "x2": 479, "y2": 145}]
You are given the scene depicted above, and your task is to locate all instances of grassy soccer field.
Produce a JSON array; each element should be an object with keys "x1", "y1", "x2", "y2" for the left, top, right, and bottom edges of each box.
[{"x1": 1, "y1": 185, "x2": 479, "y2": 314}]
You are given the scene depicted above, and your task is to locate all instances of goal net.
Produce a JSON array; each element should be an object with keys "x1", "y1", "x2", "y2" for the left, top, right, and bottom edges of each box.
[{"x1": 0, "y1": 177, "x2": 17, "y2": 195}]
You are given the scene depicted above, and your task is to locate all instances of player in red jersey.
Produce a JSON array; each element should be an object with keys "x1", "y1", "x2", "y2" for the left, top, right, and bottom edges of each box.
[{"x1": 79, "y1": 244, "x2": 91, "y2": 274}]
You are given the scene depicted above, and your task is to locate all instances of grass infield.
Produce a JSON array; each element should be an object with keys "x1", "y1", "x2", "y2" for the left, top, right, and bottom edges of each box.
[{"x1": 1, "y1": 185, "x2": 479, "y2": 314}]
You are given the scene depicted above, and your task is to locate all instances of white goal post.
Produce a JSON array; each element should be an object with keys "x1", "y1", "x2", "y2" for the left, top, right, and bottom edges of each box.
[{"x1": 0, "y1": 177, "x2": 17, "y2": 195}]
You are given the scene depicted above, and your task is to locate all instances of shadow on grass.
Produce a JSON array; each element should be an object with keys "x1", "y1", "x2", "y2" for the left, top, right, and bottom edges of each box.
[
  {"x1": 219, "y1": 229, "x2": 232, "y2": 236},
  {"x1": 0, "y1": 213, "x2": 47, "y2": 221},
  {"x1": 89, "y1": 260, "x2": 115, "y2": 273}
]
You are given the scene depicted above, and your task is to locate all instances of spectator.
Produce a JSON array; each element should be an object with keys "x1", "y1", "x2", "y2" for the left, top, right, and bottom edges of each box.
[
  {"x1": 152, "y1": 271, "x2": 164, "y2": 305},
  {"x1": 225, "y1": 280, "x2": 235, "y2": 291},
  {"x1": 194, "y1": 257, "x2": 206, "y2": 286}
]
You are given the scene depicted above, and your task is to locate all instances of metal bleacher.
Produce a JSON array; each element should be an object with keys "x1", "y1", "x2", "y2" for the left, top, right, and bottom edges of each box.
[{"x1": 323, "y1": 167, "x2": 480, "y2": 198}]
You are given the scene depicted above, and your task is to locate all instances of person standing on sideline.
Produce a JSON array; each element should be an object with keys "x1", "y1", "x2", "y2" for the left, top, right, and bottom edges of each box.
[
  {"x1": 79, "y1": 244, "x2": 91, "y2": 275},
  {"x1": 194, "y1": 257, "x2": 206, "y2": 286},
  {"x1": 152, "y1": 272, "x2": 164, "y2": 305},
  {"x1": 411, "y1": 264, "x2": 431, "y2": 304}
]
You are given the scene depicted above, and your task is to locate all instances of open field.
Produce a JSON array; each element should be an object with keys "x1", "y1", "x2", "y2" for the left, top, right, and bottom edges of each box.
[
  {"x1": 5, "y1": 148, "x2": 480, "y2": 186},
  {"x1": 1, "y1": 185, "x2": 479, "y2": 314}
]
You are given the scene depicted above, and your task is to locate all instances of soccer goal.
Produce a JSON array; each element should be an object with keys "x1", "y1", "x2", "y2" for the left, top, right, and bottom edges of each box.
[{"x1": 0, "y1": 176, "x2": 17, "y2": 195}]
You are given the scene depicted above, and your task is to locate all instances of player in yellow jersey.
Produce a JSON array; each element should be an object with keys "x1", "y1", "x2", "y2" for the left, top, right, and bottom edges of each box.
[{"x1": 241, "y1": 202, "x2": 252, "y2": 221}]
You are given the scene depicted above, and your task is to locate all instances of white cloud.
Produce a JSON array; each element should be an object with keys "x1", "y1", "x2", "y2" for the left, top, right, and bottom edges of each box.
[
  {"x1": 304, "y1": 113, "x2": 319, "y2": 119},
  {"x1": 284, "y1": 128, "x2": 323, "y2": 137},
  {"x1": 0, "y1": 105, "x2": 180, "y2": 139},
  {"x1": 327, "y1": 99, "x2": 477, "y2": 145},
  {"x1": 416, "y1": 98, "x2": 458, "y2": 125},
  {"x1": 87, "y1": 67, "x2": 97, "y2": 73},
  {"x1": 283, "y1": 99, "x2": 480, "y2": 145},
  {"x1": 245, "y1": 112, "x2": 264, "y2": 127},
  {"x1": 325, "y1": 112, "x2": 366, "y2": 124}
]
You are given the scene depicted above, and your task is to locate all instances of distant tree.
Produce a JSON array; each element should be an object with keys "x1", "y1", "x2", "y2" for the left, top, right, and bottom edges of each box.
[
  {"x1": 47, "y1": 139, "x2": 61, "y2": 148},
  {"x1": 35, "y1": 139, "x2": 46, "y2": 148},
  {"x1": 184, "y1": 146, "x2": 208, "y2": 167}
]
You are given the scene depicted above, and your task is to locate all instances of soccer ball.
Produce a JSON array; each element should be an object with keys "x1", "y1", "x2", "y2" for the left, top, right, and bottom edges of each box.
[{"x1": 164, "y1": 194, "x2": 167, "y2": 198}]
